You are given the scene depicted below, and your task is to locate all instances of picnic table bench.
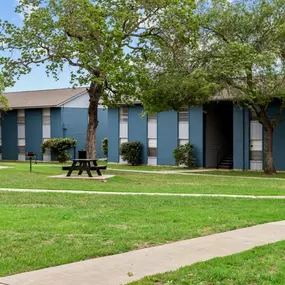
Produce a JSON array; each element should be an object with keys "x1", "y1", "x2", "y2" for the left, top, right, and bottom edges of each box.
[{"x1": 62, "y1": 159, "x2": 107, "y2": 177}]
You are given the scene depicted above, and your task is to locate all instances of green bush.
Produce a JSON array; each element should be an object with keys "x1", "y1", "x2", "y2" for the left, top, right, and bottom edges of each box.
[
  {"x1": 101, "y1": 137, "x2": 108, "y2": 157},
  {"x1": 120, "y1": 141, "x2": 141, "y2": 166},
  {"x1": 173, "y1": 142, "x2": 196, "y2": 168},
  {"x1": 41, "y1": 138, "x2": 77, "y2": 163}
]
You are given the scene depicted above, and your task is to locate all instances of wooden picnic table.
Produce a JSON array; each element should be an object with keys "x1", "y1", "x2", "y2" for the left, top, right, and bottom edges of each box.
[{"x1": 63, "y1": 159, "x2": 107, "y2": 177}]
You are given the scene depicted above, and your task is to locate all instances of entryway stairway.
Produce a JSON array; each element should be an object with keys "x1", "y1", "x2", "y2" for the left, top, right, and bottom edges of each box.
[{"x1": 217, "y1": 153, "x2": 233, "y2": 169}]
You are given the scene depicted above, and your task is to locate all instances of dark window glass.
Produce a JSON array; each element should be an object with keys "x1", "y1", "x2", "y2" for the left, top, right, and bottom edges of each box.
[
  {"x1": 120, "y1": 106, "x2": 128, "y2": 122},
  {"x1": 18, "y1": 146, "x2": 25, "y2": 154},
  {"x1": 148, "y1": 147, "x2": 157, "y2": 157},
  {"x1": 148, "y1": 114, "x2": 157, "y2": 122},
  {"x1": 179, "y1": 107, "x2": 189, "y2": 122},
  {"x1": 250, "y1": 151, "x2": 262, "y2": 161}
]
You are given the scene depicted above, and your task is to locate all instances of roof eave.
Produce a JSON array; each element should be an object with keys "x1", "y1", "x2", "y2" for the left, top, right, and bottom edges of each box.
[{"x1": 56, "y1": 90, "x2": 88, "y2": 107}]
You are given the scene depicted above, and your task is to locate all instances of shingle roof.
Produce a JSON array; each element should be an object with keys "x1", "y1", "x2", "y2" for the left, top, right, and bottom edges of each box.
[{"x1": 1, "y1": 87, "x2": 87, "y2": 109}]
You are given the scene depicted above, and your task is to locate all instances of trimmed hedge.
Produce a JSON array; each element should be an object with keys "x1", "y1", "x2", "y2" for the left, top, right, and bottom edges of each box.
[
  {"x1": 173, "y1": 142, "x2": 196, "y2": 168},
  {"x1": 41, "y1": 138, "x2": 77, "y2": 163},
  {"x1": 120, "y1": 141, "x2": 141, "y2": 166}
]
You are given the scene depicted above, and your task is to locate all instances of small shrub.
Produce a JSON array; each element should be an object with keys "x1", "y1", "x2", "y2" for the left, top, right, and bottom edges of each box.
[
  {"x1": 41, "y1": 138, "x2": 77, "y2": 163},
  {"x1": 173, "y1": 142, "x2": 196, "y2": 168},
  {"x1": 101, "y1": 137, "x2": 108, "y2": 157},
  {"x1": 120, "y1": 141, "x2": 141, "y2": 166}
]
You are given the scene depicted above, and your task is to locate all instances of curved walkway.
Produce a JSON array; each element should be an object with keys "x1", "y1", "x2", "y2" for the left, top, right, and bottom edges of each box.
[{"x1": 1, "y1": 221, "x2": 285, "y2": 285}]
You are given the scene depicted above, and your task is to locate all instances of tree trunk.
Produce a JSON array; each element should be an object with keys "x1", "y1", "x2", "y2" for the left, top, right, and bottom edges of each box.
[
  {"x1": 86, "y1": 82, "x2": 103, "y2": 159},
  {"x1": 263, "y1": 125, "x2": 276, "y2": 175}
]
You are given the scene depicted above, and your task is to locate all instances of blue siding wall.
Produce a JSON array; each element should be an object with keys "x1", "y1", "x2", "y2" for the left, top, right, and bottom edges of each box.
[
  {"x1": 2, "y1": 110, "x2": 18, "y2": 160},
  {"x1": 108, "y1": 108, "x2": 119, "y2": 163},
  {"x1": 128, "y1": 105, "x2": 148, "y2": 164},
  {"x1": 51, "y1": 107, "x2": 107, "y2": 159},
  {"x1": 268, "y1": 103, "x2": 285, "y2": 171},
  {"x1": 61, "y1": 108, "x2": 88, "y2": 158},
  {"x1": 25, "y1": 109, "x2": 43, "y2": 160},
  {"x1": 189, "y1": 106, "x2": 204, "y2": 167},
  {"x1": 50, "y1": 108, "x2": 62, "y2": 138},
  {"x1": 233, "y1": 107, "x2": 249, "y2": 170},
  {"x1": 96, "y1": 108, "x2": 108, "y2": 158},
  {"x1": 157, "y1": 110, "x2": 178, "y2": 165}
]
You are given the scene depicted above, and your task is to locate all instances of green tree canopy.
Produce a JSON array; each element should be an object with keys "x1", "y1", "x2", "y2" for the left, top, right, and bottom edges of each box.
[
  {"x1": 0, "y1": 72, "x2": 10, "y2": 111},
  {"x1": 140, "y1": 0, "x2": 285, "y2": 174},
  {"x1": 0, "y1": 0, "x2": 196, "y2": 158}
]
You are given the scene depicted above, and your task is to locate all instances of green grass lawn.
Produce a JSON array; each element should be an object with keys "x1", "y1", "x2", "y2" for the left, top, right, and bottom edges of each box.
[
  {"x1": 199, "y1": 170, "x2": 285, "y2": 179},
  {"x1": 1, "y1": 162, "x2": 285, "y2": 196},
  {"x1": 108, "y1": 163, "x2": 183, "y2": 171},
  {"x1": 1, "y1": 191, "x2": 285, "y2": 276},
  {"x1": 129, "y1": 241, "x2": 285, "y2": 285}
]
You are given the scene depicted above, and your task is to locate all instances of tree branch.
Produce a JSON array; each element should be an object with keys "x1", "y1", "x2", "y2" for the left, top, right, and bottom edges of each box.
[
  {"x1": 123, "y1": 8, "x2": 160, "y2": 39},
  {"x1": 201, "y1": 25, "x2": 230, "y2": 44},
  {"x1": 273, "y1": 116, "x2": 285, "y2": 127}
]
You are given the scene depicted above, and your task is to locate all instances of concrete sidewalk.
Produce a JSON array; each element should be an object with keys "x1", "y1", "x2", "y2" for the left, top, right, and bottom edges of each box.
[
  {"x1": 1, "y1": 221, "x2": 285, "y2": 285},
  {"x1": 1, "y1": 187, "x2": 285, "y2": 199}
]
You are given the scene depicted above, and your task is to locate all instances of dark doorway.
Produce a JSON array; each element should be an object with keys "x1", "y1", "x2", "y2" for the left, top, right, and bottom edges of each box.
[{"x1": 204, "y1": 101, "x2": 233, "y2": 168}]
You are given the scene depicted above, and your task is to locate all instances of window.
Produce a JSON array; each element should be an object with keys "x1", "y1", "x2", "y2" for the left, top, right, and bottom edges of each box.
[
  {"x1": 147, "y1": 114, "x2": 157, "y2": 165},
  {"x1": 148, "y1": 114, "x2": 157, "y2": 122},
  {"x1": 148, "y1": 147, "x2": 157, "y2": 157},
  {"x1": 178, "y1": 107, "x2": 189, "y2": 122},
  {"x1": 250, "y1": 151, "x2": 262, "y2": 161},
  {"x1": 18, "y1": 146, "x2": 25, "y2": 154},
  {"x1": 17, "y1": 110, "x2": 25, "y2": 125},
  {"x1": 250, "y1": 113, "x2": 263, "y2": 170},
  {"x1": 43, "y1": 109, "x2": 51, "y2": 126},
  {"x1": 120, "y1": 106, "x2": 128, "y2": 123},
  {"x1": 119, "y1": 106, "x2": 128, "y2": 140},
  {"x1": 148, "y1": 139, "x2": 157, "y2": 157},
  {"x1": 178, "y1": 107, "x2": 189, "y2": 140}
]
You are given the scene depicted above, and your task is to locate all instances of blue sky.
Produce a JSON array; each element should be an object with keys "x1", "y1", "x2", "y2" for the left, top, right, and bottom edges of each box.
[{"x1": 0, "y1": 1, "x2": 74, "y2": 92}]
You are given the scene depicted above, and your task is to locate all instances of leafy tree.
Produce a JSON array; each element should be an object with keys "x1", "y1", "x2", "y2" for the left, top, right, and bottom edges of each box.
[
  {"x1": 0, "y1": 73, "x2": 11, "y2": 111},
  {"x1": 0, "y1": 0, "x2": 196, "y2": 159},
  {"x1": 141, "y1": 0, "x2": 285, "y2": 174}
]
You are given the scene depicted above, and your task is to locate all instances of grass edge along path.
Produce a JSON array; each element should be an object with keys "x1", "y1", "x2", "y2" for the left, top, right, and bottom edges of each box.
[{"x1": 128, "y1": 238, "x2": 285, "y2": 285}]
